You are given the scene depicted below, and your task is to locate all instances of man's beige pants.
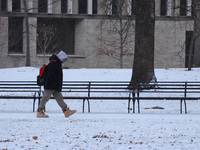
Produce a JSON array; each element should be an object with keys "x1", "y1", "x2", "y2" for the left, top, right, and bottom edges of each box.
[{"x1": 38, "y1": 90, "x2": 67, "y2": 111}]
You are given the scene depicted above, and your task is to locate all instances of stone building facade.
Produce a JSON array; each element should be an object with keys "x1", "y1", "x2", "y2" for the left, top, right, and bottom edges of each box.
[{"x1": 0, "y1": 0, "x2": 194, "y2": 69}]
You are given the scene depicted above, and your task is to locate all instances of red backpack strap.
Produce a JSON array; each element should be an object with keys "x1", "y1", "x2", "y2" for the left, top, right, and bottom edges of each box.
[
  {"x1": 49, "y1": 59, "x2": 56, "y2": 64},
  {"x1": 39, "y1": 64, "x2": 47, "y2": 77}
]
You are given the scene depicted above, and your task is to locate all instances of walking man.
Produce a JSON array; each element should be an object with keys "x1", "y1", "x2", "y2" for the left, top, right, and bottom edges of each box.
[{"x1": 37, "y1": 50, "x2": 76, "y2": 118}]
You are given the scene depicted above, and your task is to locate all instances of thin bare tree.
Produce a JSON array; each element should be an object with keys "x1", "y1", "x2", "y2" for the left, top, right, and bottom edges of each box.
[
  {"x1": 98, "y1": 0, "x2": 134, "y2": 68},
  {"x1": 37, "y1": 21, "x2": 60, "y2": 63}
]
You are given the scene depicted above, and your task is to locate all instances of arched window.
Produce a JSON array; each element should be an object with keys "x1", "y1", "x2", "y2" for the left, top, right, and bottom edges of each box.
[
  {"x1": 161, "y1": 0, "x2": 167, "y2": 16},
  {"x1": 9, "y1": 17, "x2": 23, "y2": 53},
  {"x1": 112, "y1": 1, "x2": 118, "y2": 15},
  {"x1": 12, "y1": 0, "x2": 21, "y2": 12},
  {"x1": 38, "y1": 0, "x2": 48, "y2": 13},
  {"x1": 93, "y1": 0, "x2": 97, "y2": 14},
  {"x1": 132, "y1": 0, "x2": 136, "y2": 15},
  {"x1": 79, "y1": 0, "x2": 87, "y2": 14},
  {"x1": 180, "y1": 0, "x2": 187, "y2": 16},
  {"x1": 0, "y1": 0, "x2": 7, "y2": 11},
  {"x1": 61, "y1": 0, "x2": 68, "y2": 13}
]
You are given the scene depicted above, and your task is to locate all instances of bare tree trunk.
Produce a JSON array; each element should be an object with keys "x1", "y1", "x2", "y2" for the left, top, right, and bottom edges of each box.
[
  {"x1": 130, "y1": 0, "x2": 156, "y2": 87},
  {"x1": 23, "y1": 0, "x2": 31, "y2": 66}
]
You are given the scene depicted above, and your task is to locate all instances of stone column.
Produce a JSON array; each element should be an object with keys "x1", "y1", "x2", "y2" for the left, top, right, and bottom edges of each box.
[
  {"x1": 23, "y1": 17, "x2": 37, "y2": 59},
  {"x1": 187, "y1": 0, "x2": 192, "y2": 16},
  {"x1": 126, "y1": 0, "x2": 131, "y2": 16},
  {"x1": 48, "y1": 0, "x2": 53, "y2": 13},
  {"x1": 98, "y1": 0, "x2": 105, "y2": 15},
  {"x1": 29, "y1": 17, "x2": 37, "y2": 58},
  {"x1": 174, "y1": 0, "x2": 180, "y2": 16},
  {"x1": 52, "y1": 0, "x2": 61, "y2": 14},
  {"x1": 88, "y1": 0, "x2": 92, "y2": 14},
  {"x1": 155, "y1": 0, "x2": 160, "y2": 16},
  {"x1": 28, "y1": 0, "x2": 33, "y2": 13},
  {"x1": 68, "y1": 0, "x2": 73, "y2": 14},
  {"x1": 167, "y1": 0, "x2": 173, "y2": 16},
  {"x1": 72, "y1": 0, "x2": 78, "y2": 14},
  {"x1": 0, "y1": 17, "x2": 9, "y2": 67},
  {"x1": 7, "y1": 0, "x2": 12, "y2": 12}
]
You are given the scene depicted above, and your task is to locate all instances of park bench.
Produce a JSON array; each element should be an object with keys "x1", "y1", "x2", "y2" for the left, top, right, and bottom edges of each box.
[
  {"x1": 131, "y1": 81, "x2": 200, "y2": 114},
  {"x1": 0, "y1": 81, "x2": 41, "y2": 112},
  {"x1": 38, "y1": 81, "x2": 132, "y2": 113},
  {"x1": 38, "y1": 81, "x2": 200, "y2": 114},
  {"x1": 0, "y1": 81, "x2": 132, "y2": 113},
  {"x1": 1, "y1": 81, "x2": 200, "y2": 114}
]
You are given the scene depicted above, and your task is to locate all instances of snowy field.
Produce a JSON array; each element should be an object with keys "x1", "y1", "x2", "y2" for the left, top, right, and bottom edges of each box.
[{"x1": 1, "y1": 67, "x2": 200, "y2": 150}]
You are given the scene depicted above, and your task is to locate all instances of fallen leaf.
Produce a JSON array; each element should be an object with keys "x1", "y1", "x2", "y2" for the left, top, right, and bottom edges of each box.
[{"x1": 33, "y1": 136, "x2": 38, "y2": 140}]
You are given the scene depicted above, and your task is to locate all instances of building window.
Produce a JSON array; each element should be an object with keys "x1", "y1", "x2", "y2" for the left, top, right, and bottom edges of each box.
[
  {"x1": 79, "y1": 0, "x2": 87, "y2": 14},
  {"x1": 37, "y1": 18, "x2": 74, "y2": 54},
  {"x1": 161, "y1": 0, "x2": 167, "y2": 16},
  {"x1": 93, "y1": 0, "x2": 97, "y2": 14},
  {"x1": 61, "y1": 0, "x2": 68, "y2": 13},
  {"x1": 1, "y1": 0, "x2": 7, "y2": 11},
  {"x1": 8, "y1": 17, "x2": 23, "y2": 53},
  {"x1": 131, "y1": 0, "x2": 136, "y2": 15},
  {"x1": 12, "y1": 0, "x2": 21, "y2": 12},
  {"x1": 38, "y1": 0, "x2": 48, "y2": 13},
  {"x1": 180, "y1": 0, "x2": 187, "y2": 16},
  {"x1": 112, "y1": 1, "x2": 118, "y2": 15}
]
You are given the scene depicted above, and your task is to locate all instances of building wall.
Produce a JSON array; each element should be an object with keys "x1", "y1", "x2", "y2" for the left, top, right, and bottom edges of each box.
[
  {"x1": 0, "y1": 0, "x2": 194, "y2": 69},
  {"x1": 0, "y1": 17, "x2": 194, "y2": 69},
  {"x1": 71, "y1": 18, "x2": 193, "y2": 69},
  {"x1": 155, "y1": 20, "x2": 193, "y2": 68}
]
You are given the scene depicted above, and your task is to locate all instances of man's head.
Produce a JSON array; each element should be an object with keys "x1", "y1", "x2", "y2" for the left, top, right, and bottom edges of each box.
[{"x1": 57, "y1": 50, "x2": 68, "y2": 64}]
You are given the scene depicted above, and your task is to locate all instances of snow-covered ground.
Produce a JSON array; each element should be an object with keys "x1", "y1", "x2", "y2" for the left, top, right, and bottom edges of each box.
[{"x1": 1, "y1": 67, "x2": 200, "y2": 150}]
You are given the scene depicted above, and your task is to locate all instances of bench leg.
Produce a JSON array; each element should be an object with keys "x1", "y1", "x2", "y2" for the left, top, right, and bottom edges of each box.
[
  {"x1": 33, "y1": 97, "x2": 41, "y2": 112},
  {"x1": 128, "y1": 99, "x2": 131, "y2": 113},
  {"x1": 87, "y1": 99, "x2": 90, "y2": 113},
  {"x1": 137, "y1": 99, "x2": 140, "y2": 113},
  {"x1": 128, "y1": 98, "x2": 134, "y2": 113},
  {"x1": 180, "y1": 100, "x2": 182, "y2": 114},
  {"x1": 180, "y1": 99, "x2": 187, "y2": 114},
  {"x1": 33, "y1": 92, "x2": 38, "y2": 112},
  {"x1": 83, "y1": 99, "x2": 90, "y2": 113},
  {"x1": 132, "y1": 99, "x2": 135, "y2": 113},
  {"x1": 184, "y1": 100, "x2": 187, "y2": 114},
  {"x1": 83, "y1": 99, "x2": 85, "y2": 113},
  {"x1": 33, "y1": 98, "x2": 36, "y2": 112}
]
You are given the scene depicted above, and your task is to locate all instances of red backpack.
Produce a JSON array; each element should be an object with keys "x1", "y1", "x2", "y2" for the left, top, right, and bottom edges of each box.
[{"x1": 37, "y1": 59, "x2": 56, "y2": 86}]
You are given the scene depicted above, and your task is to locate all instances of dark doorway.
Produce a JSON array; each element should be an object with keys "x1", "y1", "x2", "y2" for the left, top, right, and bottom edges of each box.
[{"x1": 185, "y1": 31, "x2": 194, "y2": 67}]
